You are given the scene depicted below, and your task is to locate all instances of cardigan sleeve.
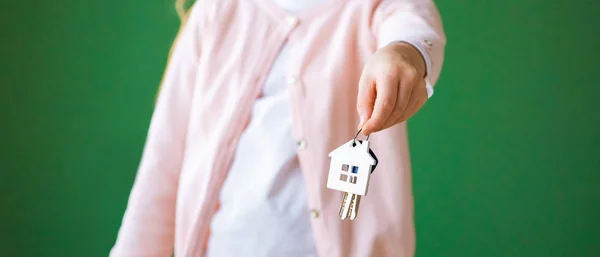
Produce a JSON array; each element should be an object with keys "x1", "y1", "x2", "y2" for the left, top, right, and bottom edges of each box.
[
  {"x1": 372, "y1": 0, "x2": 447, "y2": 92},
  {"x1": 109, "y1": 3, "x2": 205, "y2": 257}
]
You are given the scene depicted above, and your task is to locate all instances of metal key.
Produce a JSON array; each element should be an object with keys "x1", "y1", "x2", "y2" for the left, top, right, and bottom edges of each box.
[
  {"x1": 328, "y1": 136, "x2": 378, "y2": 221},
  {"x1": 339, "y1": 192, "x2": 361, "y2": 220}
]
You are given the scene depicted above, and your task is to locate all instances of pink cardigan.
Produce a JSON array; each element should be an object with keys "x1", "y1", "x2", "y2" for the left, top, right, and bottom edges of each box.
[{"x1": 110, "y1": 0, "x2": 446, "y2": 256}]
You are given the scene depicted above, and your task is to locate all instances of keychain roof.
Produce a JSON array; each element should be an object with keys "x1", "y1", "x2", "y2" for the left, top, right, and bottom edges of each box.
[{"x1": 352, "y1": 129, "x2": 378, "y2": 174}]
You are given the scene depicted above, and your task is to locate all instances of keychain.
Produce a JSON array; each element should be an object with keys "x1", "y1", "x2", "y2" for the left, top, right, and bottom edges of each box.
[{"x1": 326, "y1": 129, "x2": 378, "y2": 220}]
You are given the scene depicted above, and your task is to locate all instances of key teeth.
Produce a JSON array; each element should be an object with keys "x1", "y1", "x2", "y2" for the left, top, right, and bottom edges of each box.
[
  {"x1": 347, "y1": 197, "x2": 354, "y2": 218},
  {"x1": 339, "y1": 193, "x2": 363, "y2": 221},
  {"x1": 350, "y1": 195, "x2": 361, "y2": 220},
  {"x1": 339, "y1": 192, "x2": 349, "y2": 220}
]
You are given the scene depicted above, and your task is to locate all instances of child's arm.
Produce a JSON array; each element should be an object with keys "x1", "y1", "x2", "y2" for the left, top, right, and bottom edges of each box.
[
  {"x1": 110, "y1": 3, "x2": 205, "y2": 257},
  {"x1": 358, "y1": 0, "x2": 446, "y2": 134}
]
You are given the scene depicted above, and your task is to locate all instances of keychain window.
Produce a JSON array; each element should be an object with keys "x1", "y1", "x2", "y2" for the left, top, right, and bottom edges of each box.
[{"x1": 339, "y1": 164, "x2": 359, "y2": 184}]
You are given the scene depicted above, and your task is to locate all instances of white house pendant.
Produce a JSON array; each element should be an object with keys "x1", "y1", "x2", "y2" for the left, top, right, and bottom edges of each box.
[{"x1": 327, "y1": 135, "x2": 378, "y2": 220}]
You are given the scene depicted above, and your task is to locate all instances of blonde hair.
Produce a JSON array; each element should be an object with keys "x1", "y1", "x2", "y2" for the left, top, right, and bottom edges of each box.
[
  {"x1": 175, "y1": 0, "x2": 191, "y2": 23},
  {"x1": 156, "y1": 0, "x2": 193, "y2": 100}
]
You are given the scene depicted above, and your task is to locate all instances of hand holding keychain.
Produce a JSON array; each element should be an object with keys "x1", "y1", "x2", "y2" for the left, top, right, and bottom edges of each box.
[
  {"x1": 326, "y1": 129, "x2": 378, "y2": 220},
  {"x1": 326, "y1": 41, "x2": 429, "y2": 220}
]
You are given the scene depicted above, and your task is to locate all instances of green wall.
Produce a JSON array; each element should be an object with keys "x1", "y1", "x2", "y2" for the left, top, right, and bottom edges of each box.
[{"x1": 2, "y1": 0, "x2": 598, "y2": 256}]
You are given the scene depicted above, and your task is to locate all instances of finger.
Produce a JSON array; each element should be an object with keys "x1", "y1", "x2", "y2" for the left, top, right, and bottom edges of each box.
[
  {"x1": 395, "y1": 79, "x2": 428, "y2": 124},
  {"x1": 356, "y1": 72, "x2": 375, "y2": 129},
  {"x1": 395, "y1": 67, "x2": 419, "y2": 116},
  {"x1": 361, "y1": 72, "x2": 398, "y2": 135},
  {"x1": 380, "y1": 68, "x2": 419, "y2": 130}
]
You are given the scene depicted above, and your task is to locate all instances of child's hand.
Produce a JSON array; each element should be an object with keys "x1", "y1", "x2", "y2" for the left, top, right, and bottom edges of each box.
[{"x1": 357, "y1": 42, "x2": 428, "y2": 135}]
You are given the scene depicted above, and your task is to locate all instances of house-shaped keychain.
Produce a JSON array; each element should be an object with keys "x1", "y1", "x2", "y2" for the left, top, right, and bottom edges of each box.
[{"x1": 327, "y1": 139, "x2": 378, "y2": 197}]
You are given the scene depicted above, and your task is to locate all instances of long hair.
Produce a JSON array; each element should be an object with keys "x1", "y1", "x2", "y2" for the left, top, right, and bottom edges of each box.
[
  {"x1": 156, "y1": 0, "x2": 193, "y2": 101},
  {"x1": 175, "y1": 0, "x2": 191, "y2": 22}
]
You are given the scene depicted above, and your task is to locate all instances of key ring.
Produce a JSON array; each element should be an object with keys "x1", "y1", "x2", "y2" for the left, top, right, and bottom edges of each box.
[
  {"x1": 351, "y1": 128, "x2": 378, "y2": 172},
  {"x1": 352, "y1": 128, "x2": 370, "y2": 147}
]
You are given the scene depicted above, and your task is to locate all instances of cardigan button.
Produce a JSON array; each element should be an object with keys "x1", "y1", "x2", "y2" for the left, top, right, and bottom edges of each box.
[
  {"x1": 297, "y1": 139, "x2": 308, "y2": 150},
  {"x1": 423, "y1": 39, "x2": 433, "y2": 49},
  {"x1": 310, "y1": 209, "x2": 320, "y2": 218}
]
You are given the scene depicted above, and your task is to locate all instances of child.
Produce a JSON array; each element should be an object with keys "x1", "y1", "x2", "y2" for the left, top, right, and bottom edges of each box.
[{"x1": 110, "y1": 0, "x2": 445, "y2": 256}]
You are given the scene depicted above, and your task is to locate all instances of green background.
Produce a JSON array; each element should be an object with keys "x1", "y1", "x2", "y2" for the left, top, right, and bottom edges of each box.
[{"x1": 2, "y1": 0, "x2": 599, "y2": 256}]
